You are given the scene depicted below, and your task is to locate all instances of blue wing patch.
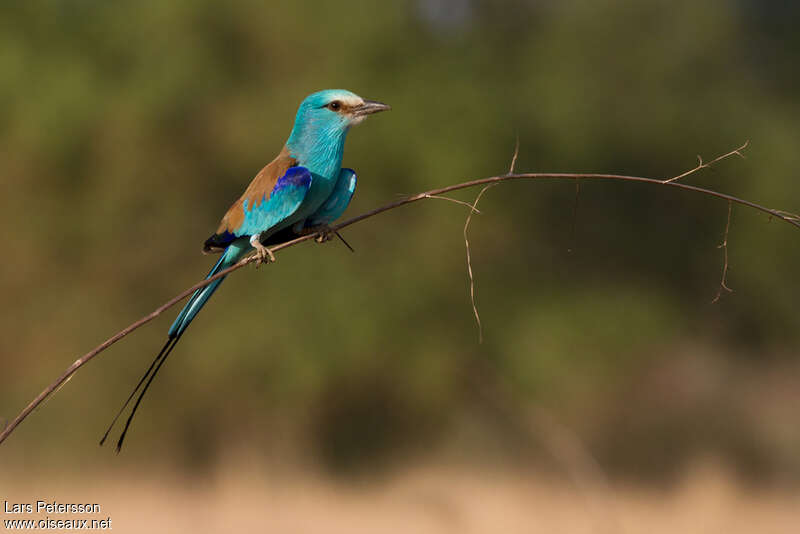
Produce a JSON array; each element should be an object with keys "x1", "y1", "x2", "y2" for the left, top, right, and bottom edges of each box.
[
  {"x1": 307, "y1": 168, "x2": 357, "y2": 226},
  {"x1": 236, "y1": 167, "x2": 312, "y2": 237}
]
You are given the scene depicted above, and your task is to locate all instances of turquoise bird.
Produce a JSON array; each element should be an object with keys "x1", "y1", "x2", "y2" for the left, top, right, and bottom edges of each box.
[{"x1": 101, "y1": 89, "x2": 390, "y2": 451}]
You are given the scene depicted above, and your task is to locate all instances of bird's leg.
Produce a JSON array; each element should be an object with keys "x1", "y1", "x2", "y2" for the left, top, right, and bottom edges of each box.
[
  {"x1": 249, "y1": 234, "x2": 276, "y2": 265},
  {"x1": 300, "y1": 223, "x2": 335, "y2": 243}
]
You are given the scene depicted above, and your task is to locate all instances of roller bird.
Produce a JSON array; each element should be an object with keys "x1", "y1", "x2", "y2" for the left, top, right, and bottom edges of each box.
[{"x1": 100, "y1": 89, "x2": 390, "y2": 451}]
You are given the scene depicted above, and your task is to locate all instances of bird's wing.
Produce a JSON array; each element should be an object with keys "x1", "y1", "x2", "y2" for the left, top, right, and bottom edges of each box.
[
  {"x1": 203, "y1": 147, "x2": 312, "y2": 252},
  {"x1": 257, "y1": 168, "x2": 357, "y2": 248},
  {"x1": 306, "y1": 168, "x2": 357, "y2": 227}
]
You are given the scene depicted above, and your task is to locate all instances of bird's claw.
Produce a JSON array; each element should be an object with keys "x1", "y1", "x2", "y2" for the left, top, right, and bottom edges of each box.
[
  {"x1": 256, "y1": 246, "x2": 276, "y2": 265},
  {"x1": 250, "y1": 235, "x2": 276, "y2": 268},
  {"x1": 315, "y1": 230, "x2": 334, "y2": 244},
  {"x1": 302, "y1": 224, "x2": 334, "y2": 244}
]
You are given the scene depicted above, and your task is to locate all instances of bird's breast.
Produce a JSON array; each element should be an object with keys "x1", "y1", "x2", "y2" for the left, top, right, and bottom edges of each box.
[{"x1": 288, "y1": 133, "x2": 346, "y2": 219}]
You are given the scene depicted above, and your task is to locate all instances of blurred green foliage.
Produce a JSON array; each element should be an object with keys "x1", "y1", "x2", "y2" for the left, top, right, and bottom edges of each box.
[{"x1": 1, "y1": 0, "x2": 799, "y2": 481}]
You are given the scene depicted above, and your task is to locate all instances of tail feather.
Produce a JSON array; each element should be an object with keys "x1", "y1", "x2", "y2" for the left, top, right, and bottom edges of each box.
[
  {"x1": 98, "y1": 337, "x2": 175, "y2": 446},
  {"x1": 168, "y1": 255, "x2": 227, "y2": 338},
  {"x1": 101, "y1": 241, "x2": 248, "y2": 451},
  {"x1": 114, "y1": 334, "x2": 181, "y2": 452}
]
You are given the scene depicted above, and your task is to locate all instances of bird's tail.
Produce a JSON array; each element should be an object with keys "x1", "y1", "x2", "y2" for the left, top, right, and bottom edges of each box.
[
  {"x1": 168, "y1": 244, "x2": 244, "y2": 338},
  {"x1": 100, "y1": 241, "x2": 249, "y2": 451}
]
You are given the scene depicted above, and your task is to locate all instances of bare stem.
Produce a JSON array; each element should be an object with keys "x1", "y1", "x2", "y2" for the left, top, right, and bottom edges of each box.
[
  {"x1": 461, "y1": 137, "x2": 520, "y2": 343},
  {"x1": 422, "y1": 194, "x2": 482, "y2": 213},
  {"x1": 1, "y1": 142, "x2": 797, "y2": 447},
  {"x1": 663, "y1": 141, "x2": 749, "y2": 184},
  {"x1": 712, "y1": 200, "x2": 734, "y2": 303},
  {"x1": 463, "y1": 184, "x2": 496, "y2": 344}
]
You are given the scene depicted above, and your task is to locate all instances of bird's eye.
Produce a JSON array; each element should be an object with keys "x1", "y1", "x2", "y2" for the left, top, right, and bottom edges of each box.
[{"x1": 327, "y1": 101, "x2": 341, "y2": 111}]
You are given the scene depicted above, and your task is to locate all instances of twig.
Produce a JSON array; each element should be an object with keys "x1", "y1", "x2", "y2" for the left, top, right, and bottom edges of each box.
[
  {"x1": 508, "y1": 134, "x2": 520, "y2": 175},
  {"x1": 662, "y1": 141, "x2": 748, "y2": 183},
  {"x1": 712, "y1": 200, "x2": 734, "y2": 303},
  {"x1": 422, "y1": 194, "x2": 482, "y2": 213},
  {"x1": 463, "y1": 184, "x2": 495, "y2": 344},
  {"x1": 333, "y1": 231, "x2": 355, "y2": 253},
  {"x1": 461, "y1": 137, "x2": 520, "y2": 343},
  {"x1": 2, "y1": 142, "x2": 798, "y2": 447},
  {"x1": 774, "y1": 210, "x2": 800, "y2": 222}
]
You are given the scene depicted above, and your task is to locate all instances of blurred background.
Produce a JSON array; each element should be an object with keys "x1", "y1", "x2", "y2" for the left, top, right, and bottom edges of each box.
[{"x1": 1, "y1": 0, "x2": 799, "y2": 532}]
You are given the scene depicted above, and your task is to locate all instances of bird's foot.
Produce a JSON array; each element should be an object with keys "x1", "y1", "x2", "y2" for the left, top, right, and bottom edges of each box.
[
  {"x1": 249, "y1": 235, "x2": 276, "y2": 267},
  {"x1": 301, "y1": 224, "x2": 335, "y2": 244}
]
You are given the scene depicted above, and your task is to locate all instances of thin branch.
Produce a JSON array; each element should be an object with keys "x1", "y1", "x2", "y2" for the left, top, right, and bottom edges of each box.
[
  {"x1": 422, "y1": 193, "x2": 482, "y2": 213},
  {"x1": 333, "y1": 231, "x2": 355, "y2": 253},
  {"x1": 463, "y1": 184, "x2": 496, "y2": 344},
  {"x1": 774, "y1": 210, "x2": 800, "y2": 222},
  {"x1": 508, "y1": 134, "x2": 520, "y2": 175},
  {"x1": 663, "y1": 141, "x2": 748, "y2": 183},
  {"x1": 2, "y1": 142, "x2": 798, "y2": 447},
  {"x1": 712, "y1": 200, "x2": 734, "y2": 303},
  {"x1": 461, "y1": 137, "x2": 520, "y2": 344}
]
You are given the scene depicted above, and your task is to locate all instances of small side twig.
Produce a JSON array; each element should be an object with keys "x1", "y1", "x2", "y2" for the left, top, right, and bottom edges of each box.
[
  {"x1": 463, "y1": 184, "x2": 495, "y2": 344},
  {"x1": 333, "y1": 231, "x2": 355, "y2": 253},
  {"x1": 773, "y1": 210, "x2": 800, "y2": 223},
  {"x1": 461, "y1": 136, "x2": 519, "y2": 343},
  {"x1": 423, "y1": 194, "x2": 482, "y2": 213},
  {"x1": 663, "y1": 140, "x2": 748, "y2": 183},
  {"x1": 712, "y1": 200, "x2": 734, "y2": 303},
  {"x1": 508, "y1": 134, "x2": 520, "y2": 175}
]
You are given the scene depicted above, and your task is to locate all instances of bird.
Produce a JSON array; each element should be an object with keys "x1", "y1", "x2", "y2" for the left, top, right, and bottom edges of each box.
[{"x1": 100, "y1": 89, "x2": 390, "y2": 451}]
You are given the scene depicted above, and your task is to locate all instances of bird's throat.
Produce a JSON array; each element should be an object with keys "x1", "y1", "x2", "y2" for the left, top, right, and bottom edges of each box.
[{"x1": 289, "y1": 127, "x2": 347, "y2": 181}]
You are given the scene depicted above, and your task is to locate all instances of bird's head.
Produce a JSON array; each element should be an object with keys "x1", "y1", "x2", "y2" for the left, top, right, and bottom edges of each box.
[
  {"x1": 288, "y1": 89, "x2": 390, "y2": 146},
  {"x1": 303, "y1": 89, "x2": 390, "y2": 126}
]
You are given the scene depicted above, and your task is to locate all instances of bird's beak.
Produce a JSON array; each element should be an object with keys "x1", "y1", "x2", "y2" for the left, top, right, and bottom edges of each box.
[{"x1": 353, "y1": 99, "x2": 391, "y2": 116}]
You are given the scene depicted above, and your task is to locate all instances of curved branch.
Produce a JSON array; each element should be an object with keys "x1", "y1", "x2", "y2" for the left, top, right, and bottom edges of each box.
[{"x1": 2, "y1": 150, "x2": 798, "y2": 447}]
